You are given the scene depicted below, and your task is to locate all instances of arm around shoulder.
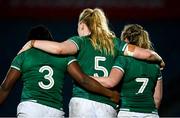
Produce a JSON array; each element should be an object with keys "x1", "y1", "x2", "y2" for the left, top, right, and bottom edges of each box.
[
  {"x1": 67, "y1": 61, "x2": 119, "y2": 103},
  {"x1": 33, "y1": 40, "x2": 78, "y2": 55},
  {"x1": 124, "y1": 44, "x2": 165, "y2": 69}
]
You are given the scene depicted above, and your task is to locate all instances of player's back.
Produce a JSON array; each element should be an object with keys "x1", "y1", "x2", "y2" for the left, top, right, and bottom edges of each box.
[
  {"x1": 69, "y1": 36, "x2": 120, "y2": 108},
  {"x1": 11, "y1": 48, "x2": 72, "y2": 110},
  {"x1": 119, "y1": 56, "x2": 161, "y2": 113}
]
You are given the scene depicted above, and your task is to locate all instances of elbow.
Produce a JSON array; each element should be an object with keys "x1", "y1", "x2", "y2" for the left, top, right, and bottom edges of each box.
[
  {"x1": 106, "y1": 83, "x2": 115, "y2": 88},
  {"x1": 106, "y1": 78, "x2": 117, "y2": 88},
  {"x1": 103, "y1": 81, "x2": 116, "y2": 88},
  {"x1": 55, "y1": 47, "x2": 68, "y2": 55},
  {"x1": 148, "y1": 51, "x2": 162, "y2": 62},
  {"x1": 78, "y1": 78, "x2": 87, "y2": 85},
  {"x1": 145, "y1": 50, "x2": 154, "y2": 61},
  {"x1": 77, "y1": 75, "x2": 89, "y2": 86},
  {"x1": 51, "y1": 43, "x2": 64, "y2": 55},
  {"x1": 55, "y1": 48, "x2": 63, "y2": 55}
]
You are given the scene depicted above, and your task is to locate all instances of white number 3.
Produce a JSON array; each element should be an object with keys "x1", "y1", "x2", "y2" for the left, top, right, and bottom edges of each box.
[{"x1": 38, "y1": 66, "x2": 54, "y2": 90}]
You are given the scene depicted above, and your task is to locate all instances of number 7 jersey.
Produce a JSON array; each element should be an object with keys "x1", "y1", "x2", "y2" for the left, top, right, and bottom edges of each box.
[{"x1": 113, "y1": 55, "x2": 162, "y2": 113}]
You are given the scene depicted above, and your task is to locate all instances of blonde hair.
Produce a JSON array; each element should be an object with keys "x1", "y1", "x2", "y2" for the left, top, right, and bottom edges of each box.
[
  {"x1": 121, "y1": 24, "x2": 154, "y2": 50},
  {"x1": 79, "y1": 8, "x2": 115, "y2": 55}
]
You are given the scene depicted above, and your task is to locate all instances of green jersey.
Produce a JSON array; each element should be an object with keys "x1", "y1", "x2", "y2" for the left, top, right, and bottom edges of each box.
[
  {"x1": 69, "y1": 36, "x2": 127, "y2": 108},
  {"x1": 11, "y1": 48, "x2": 75, "y2": 110},
  {"x1": 113, "y1": 55, "x2": 162, "y2": 113}
]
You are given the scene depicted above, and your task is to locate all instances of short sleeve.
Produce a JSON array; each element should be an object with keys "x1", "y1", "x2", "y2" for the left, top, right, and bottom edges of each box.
[
  {"x1": 157, "y1": 68, "x2": 162, "y2": 80},
  {"x1": 68, "y1": 36, "x2": 83, "y2": 51},
  {"x1": 112, "y1": 55, "x2": 127, "y2": 73},
  {"x1": 114, "y1": 38, "x2": 128, "y2": 55},
  {"x1": 11, "y1": 53, "x2": 25, "y2": 72},
  {"x1": 67, "y1": 56, "x2": 77, "y2": 65}
]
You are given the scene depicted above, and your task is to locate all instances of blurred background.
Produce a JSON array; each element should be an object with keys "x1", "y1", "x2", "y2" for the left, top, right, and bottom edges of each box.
[{"x1": 0, "y1": 0, "x2": 180, "y2": 117}]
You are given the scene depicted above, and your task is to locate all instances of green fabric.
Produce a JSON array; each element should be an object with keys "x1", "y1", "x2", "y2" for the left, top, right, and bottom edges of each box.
[
  {"x1": 11, "y1": 48, "x2": 75, "y2": 110},
  {"x1": 69, "y1": 36, "x2": 126, "y2": 108},
  {"x1": 113, "y1": 55, "x2": 162, "y2": 113}
]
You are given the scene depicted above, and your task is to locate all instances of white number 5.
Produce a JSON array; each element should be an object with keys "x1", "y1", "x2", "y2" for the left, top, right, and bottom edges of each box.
[
  {"x1": 94, "y1": 56, "x2": 108, "y2": 77},
  {"x1": 38, "y1": 66, "x2": 54, "y2": 90}
]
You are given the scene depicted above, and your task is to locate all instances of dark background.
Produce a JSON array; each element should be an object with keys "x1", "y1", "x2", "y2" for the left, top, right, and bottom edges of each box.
[{"x1": 0, "y1": 0, "x2": 180, "y2": 117}]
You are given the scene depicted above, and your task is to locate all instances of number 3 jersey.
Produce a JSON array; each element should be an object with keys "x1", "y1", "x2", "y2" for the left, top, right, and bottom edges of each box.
[
  {"x1": 69, "y1": 36, "x2": 127, "y2": 108},
  {"x1": 11, "y1": 48, "x2": 76, "y2": 110},
  {"x1": 113, "y1": 55, "x2": 162, "y2": 113}
]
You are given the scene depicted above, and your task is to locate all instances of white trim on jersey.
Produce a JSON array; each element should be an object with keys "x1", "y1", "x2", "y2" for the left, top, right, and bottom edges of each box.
[
  {"x1": 11, "y1": 65, "x2": 21, "y2": 71},
  {"x1": 120, "y1": 108, "x2": 130, "y2": 111},
  {"x1": 68, "y1": 59, "x2": 77, "y2": 65},
  {"x1": 69, "y1": 39, "x2": 79, "y2": 50},
  {"x1": 119, "y1": 108, "x2": 158, "y2": 114},
  {"x1": 118, "y1": 110, "x2": 159, "y2": 118},
  {"x1": 112, "y1": 66, "x2": 124, "y2": 73},
  {"x1": 122, "y1": 43, "x2": 128, "y2": 52},
  {"x1": 158, "y1": 76, "x2": 162, "y2": 80}
]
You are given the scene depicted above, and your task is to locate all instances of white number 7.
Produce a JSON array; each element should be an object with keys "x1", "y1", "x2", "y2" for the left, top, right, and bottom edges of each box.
[{"x1": 135, "y1": 78, "x2": 149, "y2": 94}]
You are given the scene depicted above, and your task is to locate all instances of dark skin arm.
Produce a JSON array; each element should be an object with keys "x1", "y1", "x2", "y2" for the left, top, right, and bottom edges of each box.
[
  {"x1": 67, "y1": 61, "x2": 119, "y2": 104},
  {"x1": 0, "y1": 68, "x2": 21, "y2": 104}
]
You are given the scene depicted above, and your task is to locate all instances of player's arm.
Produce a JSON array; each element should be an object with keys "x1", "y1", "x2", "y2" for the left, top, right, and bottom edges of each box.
[
  {"x1": 124, "y1": 44, "x2": 165, "y2": 69},
  {"x1": 18, "y1": 40, "x2": 78, "y2": 55},
  {"x1": 153, "y1": 78, "x2": 163, "y2": 109},
  {"x1": 0, "y1": 68, "x2": 21, "y2": 104},
  {"x1": 92, "y1": 68, "x2": 124, "y2": 88},
  {"x1": 67, "y1": 61, "x2": 119, "y2": 104}
]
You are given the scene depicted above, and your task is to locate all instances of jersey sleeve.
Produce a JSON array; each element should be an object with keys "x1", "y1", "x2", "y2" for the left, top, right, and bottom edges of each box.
[
  {"x1": 68, "y1": 36, "x2": 83, "y2": 51},
  {"x1": 112, "y1": 55, "x2": 127, "y2": 73},
  {"x1": 114, "y1": 38, "x2": 128, "y2": 55},
  {"x1": 66, "y1": 56, "x2": 77, "y2": 65},
  {"x1": 11, "y1": 52, "x2": 25, "y2": 72},
  {"x1": 157, "y1": 68, "x2": 162, "y2": 80}
]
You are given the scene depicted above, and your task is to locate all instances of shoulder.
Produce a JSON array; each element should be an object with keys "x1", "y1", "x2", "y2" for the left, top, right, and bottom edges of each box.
[
  {"x1": 69, "y1": 35, "x2": 80, "y2": 39},
  {"x1": 25, "y1": 48, "x2": 43, "y2": 54},
  {"x1": 69, "y1": 35, "x2": 90, "y2": 44},
  {"x1": 69, "y1": 36, "x2": 87, "y2": 40},
  {"x1": 114, "y1": 37, "x2": 127, "y2": 51}
]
